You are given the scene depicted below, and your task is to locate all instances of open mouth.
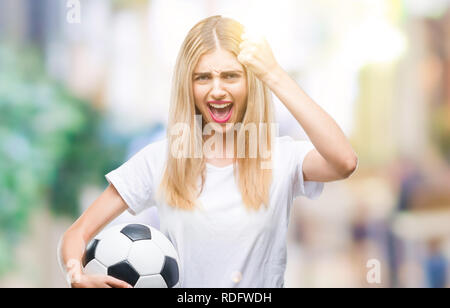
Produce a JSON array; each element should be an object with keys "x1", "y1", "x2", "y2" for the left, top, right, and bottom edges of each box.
[{"x1": 207, "y1": 102, "x2": 234, "y2": 123}]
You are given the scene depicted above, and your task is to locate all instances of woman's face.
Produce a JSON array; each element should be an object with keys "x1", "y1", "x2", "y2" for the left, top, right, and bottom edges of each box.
[{"x1": 192, "y1": 48, "x2": 248, "y2": 134}]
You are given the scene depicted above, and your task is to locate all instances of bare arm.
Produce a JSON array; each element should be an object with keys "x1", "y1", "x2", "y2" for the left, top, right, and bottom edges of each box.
[
  {"x1": 263, "y1": 66, "x2": 358, "y2": 181},
  {"x1": 57, "y1": 184, "x2": 132, "y2": 288},
  {"x1": 237, "y1": 36, "x2": 357, "y2": 181}
]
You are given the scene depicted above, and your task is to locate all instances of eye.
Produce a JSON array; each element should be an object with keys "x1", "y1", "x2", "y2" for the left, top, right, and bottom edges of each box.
[
  {"x1": 196, "y1": 75, "x2": 209, "y2": 81},
  {"x1": 225, "y1": 73, "x2": 239, "y2": 79}
]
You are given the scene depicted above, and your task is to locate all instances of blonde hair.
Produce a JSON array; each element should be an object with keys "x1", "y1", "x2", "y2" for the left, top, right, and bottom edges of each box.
[{"x1": 158, "y1": 15, "x2": 275, "y2": 211}]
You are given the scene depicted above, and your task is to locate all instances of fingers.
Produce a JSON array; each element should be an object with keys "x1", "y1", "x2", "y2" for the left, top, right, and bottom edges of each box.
[
  {"x1": 238, "y1": 41, "x2": 257, "y2": 65},
  {"x1": 105, "y1": 276, "x2": 133, "y2": 288},
  {"x1": 239, "y1": 42, "x2": 257, "y2": 53},
  {"x1": 71, "y1": 274, "x2": 132, "y2": 288},
  {"x1": 239, "y1": 37, "x2": 264, "y2": 63},
  {"x1": 237, "y1": 53, "x2": 251, "y2": 66}
]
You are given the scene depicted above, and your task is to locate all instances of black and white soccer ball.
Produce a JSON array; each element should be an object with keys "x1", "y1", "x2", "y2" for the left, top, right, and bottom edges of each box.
[{"x1": 82, "y1": 223, "x2": 180, "y2": 288}]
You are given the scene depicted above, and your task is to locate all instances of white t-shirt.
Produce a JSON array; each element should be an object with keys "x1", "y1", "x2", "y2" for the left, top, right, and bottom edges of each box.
[{"x1": 105, "y1": 136, "x2": 324, "y2": 287}]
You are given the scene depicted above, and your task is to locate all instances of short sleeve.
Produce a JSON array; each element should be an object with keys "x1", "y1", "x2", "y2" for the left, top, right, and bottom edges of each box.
[
  {"x1": 105, "y1": 142, "x2": 161, "y2": 216},
  {"x1": 280, "y1": 136, "x2": 324, "y2": 200}
]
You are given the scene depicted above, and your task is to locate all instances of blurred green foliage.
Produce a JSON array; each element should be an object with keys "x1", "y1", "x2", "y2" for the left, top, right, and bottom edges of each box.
[{"x1": 0, "y1": 44, "x2": 127, "y2": 275}]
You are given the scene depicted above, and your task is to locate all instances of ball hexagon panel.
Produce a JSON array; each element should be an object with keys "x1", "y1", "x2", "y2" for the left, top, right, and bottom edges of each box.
[
  {"x1": 127, "y1": 240, "x2": 165, "y2": 275},
  {"x1": 95, "y1": 232, "x2": 132, "y2": 267},
  {"x1": 135, "y1": 274, "x2": 168, "y2": 288},
  {"x1": 84, "y1": 259, "x2": 107, "y2": 276},
  {"x1": 151, "y1": 231, "x2": 179, "y2": 260}
]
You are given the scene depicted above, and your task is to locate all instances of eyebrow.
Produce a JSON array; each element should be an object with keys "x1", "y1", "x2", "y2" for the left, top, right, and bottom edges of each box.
[{"x1": 193, "y1": 70, "x2": 244, "y2": 76}]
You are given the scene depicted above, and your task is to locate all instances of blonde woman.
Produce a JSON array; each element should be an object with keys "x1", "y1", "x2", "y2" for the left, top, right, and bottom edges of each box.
[{"x1": 58, "y1": 15, "x2": 357, "y2": 288}]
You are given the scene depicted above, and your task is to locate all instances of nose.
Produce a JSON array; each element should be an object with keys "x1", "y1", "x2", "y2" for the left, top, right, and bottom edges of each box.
[{"x1": 210, "y1": 78, "x2": 227, "y2": 99}]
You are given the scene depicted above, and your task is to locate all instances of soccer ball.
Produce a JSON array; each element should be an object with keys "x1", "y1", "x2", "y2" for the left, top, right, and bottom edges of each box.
[{"x1": 82, "y1": 223, "x2": 180, "y2": 288}]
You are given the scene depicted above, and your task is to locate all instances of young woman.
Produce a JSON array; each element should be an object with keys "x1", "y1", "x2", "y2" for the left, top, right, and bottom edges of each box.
[{"x1": 59, "y1": 15, "x2": 357, "y2": 288}]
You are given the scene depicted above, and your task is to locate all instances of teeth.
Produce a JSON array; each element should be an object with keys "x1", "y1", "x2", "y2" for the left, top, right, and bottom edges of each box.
[{"x1": 209, "y1": 103, "x2": 232, "y2": 109}]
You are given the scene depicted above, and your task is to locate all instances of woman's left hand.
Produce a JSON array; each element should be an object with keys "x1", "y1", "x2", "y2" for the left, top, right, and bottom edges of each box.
[{"x1": 238, "y1": 32, "x2": 281, "y2": 84}]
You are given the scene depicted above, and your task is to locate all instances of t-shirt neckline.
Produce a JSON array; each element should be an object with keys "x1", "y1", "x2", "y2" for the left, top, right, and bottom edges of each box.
[{"x1": 206, "y1": 162, "x2": 234, "y2": 171}]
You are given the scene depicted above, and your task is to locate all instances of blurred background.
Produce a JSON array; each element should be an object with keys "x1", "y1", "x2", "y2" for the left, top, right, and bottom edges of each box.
[{"x1": 0, "y1": 0, "x2": 449, "y2": 288}]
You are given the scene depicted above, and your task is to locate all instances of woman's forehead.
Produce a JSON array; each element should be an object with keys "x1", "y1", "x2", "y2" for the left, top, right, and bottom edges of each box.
[{"x1": 195, "y1": 49, "x2": 243, "y2": 72}]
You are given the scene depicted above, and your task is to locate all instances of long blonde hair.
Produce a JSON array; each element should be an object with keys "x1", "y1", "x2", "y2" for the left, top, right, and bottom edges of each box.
[{"x1": 158, "y1": 15, "x2": 275, "y2": 211}]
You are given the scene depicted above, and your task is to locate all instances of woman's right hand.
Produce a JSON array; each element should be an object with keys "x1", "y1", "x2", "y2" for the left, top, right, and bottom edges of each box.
[
  {"x1": 59, "y1": 184, "x2": 132, "y2": 288},
  {"x1": 71, "y1": 274, "x2": 133, "y2": 288}
]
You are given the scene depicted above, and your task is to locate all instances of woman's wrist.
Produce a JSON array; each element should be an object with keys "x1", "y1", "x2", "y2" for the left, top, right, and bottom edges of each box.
[
  {"x1": 261, "y1": 65, "x2": 285, "y2": 89},
  {"x1": 65, "y1": 258, "x2": 84, "y2": 286}
]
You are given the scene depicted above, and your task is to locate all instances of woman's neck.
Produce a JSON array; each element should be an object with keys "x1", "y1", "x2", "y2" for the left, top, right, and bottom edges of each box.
[{"x1": 203, "y1": 130, "x2": 236, "y2": 159}]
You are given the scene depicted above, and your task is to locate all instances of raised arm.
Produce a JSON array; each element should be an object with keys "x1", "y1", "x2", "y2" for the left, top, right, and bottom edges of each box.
[
  {"x1": 57, "y1": 184, "x2": 133, "y2": 288},
  {"x1": 238, "y1": 33, "x2": 358, "y2": 182}
]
